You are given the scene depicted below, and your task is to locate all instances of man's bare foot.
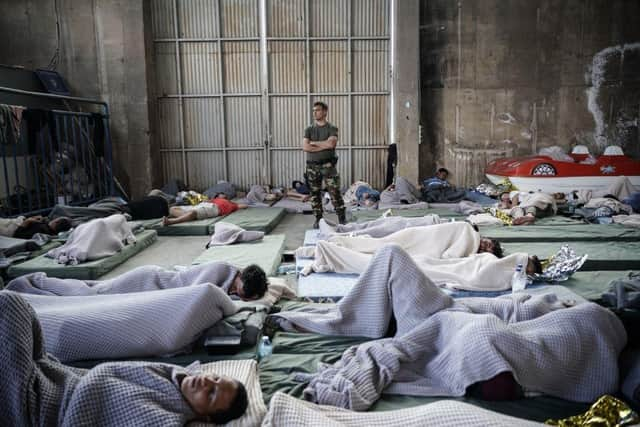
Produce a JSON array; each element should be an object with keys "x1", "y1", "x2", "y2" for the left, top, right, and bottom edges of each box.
[{"x1": 513, "y1": 216, "x2": 535, "y2": 226}]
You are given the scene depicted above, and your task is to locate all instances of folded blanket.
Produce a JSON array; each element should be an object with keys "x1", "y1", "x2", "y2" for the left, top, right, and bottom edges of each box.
[
  {"x1": 466, "y1": 212, "x2": 503, "y2": 226},
  {"x1": 19, "y1": 284, "x2": 237, "y2": 361},
  {"x1": 274, "y1": 245, "x2": 626, "y2": 410},
  {"x1": 263, "y1": 392, "x2": 544, "y2": 426},
  {"x1": 207, "y1": 222, "x2": 264, "y2": 247},
  {"x1": 46, "y1": 214, "x2": 135, "y2": 265}
]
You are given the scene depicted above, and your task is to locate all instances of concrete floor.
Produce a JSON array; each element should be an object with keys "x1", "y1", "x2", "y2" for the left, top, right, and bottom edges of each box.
[{"x1": 101, "y1": 212, "x2": 336, "y2": 280}]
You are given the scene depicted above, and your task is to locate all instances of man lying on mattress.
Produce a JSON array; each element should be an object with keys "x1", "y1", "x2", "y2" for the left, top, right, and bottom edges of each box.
[
  {"x1": 268, "y1": 244, "x2": 627, "y2": 411},
  {"x1": 162, "y1": 193, "x2": 248, "y2": 226},
  {"x1": 0, "y1": 292, "x2": 248, "y2": 426},
  {"x1": 6, "y1": 260, "x2": 269, "y2": 301},
  {"x1": 299, "y1": 222, "x2": 538, "y2": 292},
  {"x1": 497, "y1": 190, "x2": 563, "y2": 225}
]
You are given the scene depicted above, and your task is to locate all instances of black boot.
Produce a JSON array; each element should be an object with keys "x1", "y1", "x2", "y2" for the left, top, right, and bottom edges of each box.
[{"x1": 313, "y1": 217, "x2": 322, "y2": 229}]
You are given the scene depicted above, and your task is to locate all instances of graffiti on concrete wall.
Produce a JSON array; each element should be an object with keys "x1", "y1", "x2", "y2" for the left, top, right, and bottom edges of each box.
[{"x1": 587, "y1": 42, "x2": 640, "y2": 151}]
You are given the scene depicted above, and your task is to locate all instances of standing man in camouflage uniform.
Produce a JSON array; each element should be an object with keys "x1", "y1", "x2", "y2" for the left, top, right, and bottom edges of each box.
[{"x1": 303, "y1": 102, "x2": 347, "y2": 228}]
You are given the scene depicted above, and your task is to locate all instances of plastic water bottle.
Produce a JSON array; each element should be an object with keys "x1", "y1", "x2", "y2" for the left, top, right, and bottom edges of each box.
[
  {"x1": 258, "y1": 336, "x2": 273, "y2": 360},
  {"x1": 511, "y1": 263, "x2": 527, "y2": 293}
]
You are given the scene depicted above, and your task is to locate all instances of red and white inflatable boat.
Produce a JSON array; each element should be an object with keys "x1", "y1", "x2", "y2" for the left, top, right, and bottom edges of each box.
[{"x1": 485, "y1": 146, "x2": 640, "y2": 193}]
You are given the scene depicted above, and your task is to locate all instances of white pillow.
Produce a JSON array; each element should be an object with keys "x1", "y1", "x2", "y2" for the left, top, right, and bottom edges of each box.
[{"x1": 189, "y1": 359, "x2": 266, "y2": 427}]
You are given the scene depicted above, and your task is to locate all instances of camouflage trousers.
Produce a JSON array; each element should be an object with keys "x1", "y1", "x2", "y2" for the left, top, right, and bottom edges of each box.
[{"x1": 306, "y1": 160, "x2": 345, "y2": 219}]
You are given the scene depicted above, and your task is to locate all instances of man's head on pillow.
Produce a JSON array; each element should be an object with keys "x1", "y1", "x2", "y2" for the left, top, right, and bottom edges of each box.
[
  {"x1": 180, "y1": 373, "x2": 248, "y2": 423},
  {"x1": 230, "y1": 264, "x2": 269, "y2": 301},
  {"x1": 478, "y1": 238, "x2": 503, "y2": 258}
]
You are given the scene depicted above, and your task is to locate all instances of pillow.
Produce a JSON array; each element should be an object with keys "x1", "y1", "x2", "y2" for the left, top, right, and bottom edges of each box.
[
  {"x1": 189, "y1": 359, "x2": 266, "y2": 427},
  {"x1": 234, "y1": 277, "x2": 296, "y2": 312}
]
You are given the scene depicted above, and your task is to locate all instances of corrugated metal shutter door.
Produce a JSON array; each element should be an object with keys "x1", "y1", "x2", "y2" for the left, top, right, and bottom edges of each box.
[{"x1": 151, "y1": 0, "x2": 389, "y2": 190}]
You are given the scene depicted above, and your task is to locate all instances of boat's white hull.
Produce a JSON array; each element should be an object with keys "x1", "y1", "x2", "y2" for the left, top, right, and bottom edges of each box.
[{"x1": 485, "y1": 174, "x2": 640, "y2": 194}]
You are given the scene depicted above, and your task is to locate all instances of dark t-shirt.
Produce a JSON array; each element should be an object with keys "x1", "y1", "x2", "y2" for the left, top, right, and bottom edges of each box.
[
  {"x1": 126, "y1": 196, "x2": 169, "y2": 220},
  {"x1": 304, "y1": 122, "x2": 338, "y2": 162}
]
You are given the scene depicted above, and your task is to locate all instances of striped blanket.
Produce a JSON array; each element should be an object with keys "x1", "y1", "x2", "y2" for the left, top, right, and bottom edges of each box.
[
  {"x1": 18, "y1": 284, "x2": 237, "y2": 362},
  {"x1": 273, "y1": 245, "x2": 626, "y2": 410}
]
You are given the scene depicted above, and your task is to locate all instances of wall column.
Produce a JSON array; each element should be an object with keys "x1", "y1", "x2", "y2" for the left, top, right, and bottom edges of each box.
[{"x1": 391, "y1": 0, "x2": 421, "y2": 184}]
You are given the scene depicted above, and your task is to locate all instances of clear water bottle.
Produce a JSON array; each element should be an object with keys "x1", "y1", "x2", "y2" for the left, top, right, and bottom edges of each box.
[
  {"x1": 511, "y1": 263, "x2": 527, "y2": 293},
  {"x1": 258, "y1": 336, "x2": 273, "y2": 360}
]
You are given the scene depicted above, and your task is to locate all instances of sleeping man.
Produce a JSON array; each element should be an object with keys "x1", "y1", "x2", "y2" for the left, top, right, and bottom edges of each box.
[
  {"x1": 162, "y1": 194, "x2": 248, "y2": 226},
  {"x1": 0, "y1": 292, "x2": 248, "y2": 426},
  {"x1": 6, "y1": 261, "x2": 269, "y2": 301},
  {"x1": 269, "y1": 245, "x2": 626, "y2": 411},
  {"x1": 298, "y1": 221, "x2": 527, "y2": 291},
  {"x1": 498, "y1": 191, "x2": 560, "y2": 225}
]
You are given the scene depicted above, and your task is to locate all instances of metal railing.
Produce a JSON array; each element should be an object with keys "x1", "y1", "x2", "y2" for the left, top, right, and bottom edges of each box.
[{"x1": 0, "y1": 86, "x2": 114, "y2": 216}]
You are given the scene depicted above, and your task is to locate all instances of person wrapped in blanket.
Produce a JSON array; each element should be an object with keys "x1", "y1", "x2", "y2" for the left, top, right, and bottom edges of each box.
[
  {"x1": 6, "y1": 261, "x2": 269, "y2": 302},
  {"x1": 267, "y1": 245, "x2": 627, "y2": 410},
  {"x1": 0, "y1": 292, "x2": 248, "y2": 426},
  {"x1": 162, "y1": 193, "x2": 248, "y2": 226}
]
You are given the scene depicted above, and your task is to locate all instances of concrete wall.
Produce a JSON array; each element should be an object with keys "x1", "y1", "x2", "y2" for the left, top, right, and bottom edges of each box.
[
  {"x1": 420, "y1": 0, "x2": 640, "y2": 187},
  {"x1": 0, "y1": 0, "x2": 154, "y2": 198}
]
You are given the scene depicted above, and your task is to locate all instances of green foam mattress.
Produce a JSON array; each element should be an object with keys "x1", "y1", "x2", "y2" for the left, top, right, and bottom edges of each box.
[
  {"x1": 8, "y1": 230, "x2": 158, "y2": 280},
  {"x1": 481, "y1": 223, "x2": 640, "y2": 242},
  {"x1": 259, "y1": 332, "x2": 590, "y2": 422},
  {"x1": 151, "y1": 217, "x2": 222, "y2": 236},
  {"x1": 502, "y1": 241, "x2": 640, "y2": 270},
  {"x1": 220, "y1": 207, "x2": 287, "y2": 233},
  {"x1": 191, "y1": 234, "x2": 286, "y2": 276}
]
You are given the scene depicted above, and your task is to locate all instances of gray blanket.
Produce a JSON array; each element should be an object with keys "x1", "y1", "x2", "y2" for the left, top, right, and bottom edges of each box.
[
  {"x1": 263, "y1": 392, "x2": 544, "y2": 427},
  {"x1": 0, "y1": 292, "x2": 198, "y2": 427},
  {"x1": 49, "y1": 198, "x2": 128, "y2": 226},
  {"x1": 46, "y1": 214, "x2": 135, "y2": 265},
  {"x1": 273, "y1": 245, "x2": 626, "y2": 410},
  {"x1": 7, "y1": 262, "x2": 239, "y2": 296},
  {"x1": 379, "y1": 176, "x2": 422, "y2": 206},
  {"x1": 19, "y1": 283, "x2": 237, "y2": 362},
  {"x1": 207, "y1": 222, "x2": 264, "y2": 247}
]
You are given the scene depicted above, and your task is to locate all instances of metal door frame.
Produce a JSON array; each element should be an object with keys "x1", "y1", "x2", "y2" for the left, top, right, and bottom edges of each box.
[{"x1": 154, "y1": 0, "x2": 391, "y2": 188}]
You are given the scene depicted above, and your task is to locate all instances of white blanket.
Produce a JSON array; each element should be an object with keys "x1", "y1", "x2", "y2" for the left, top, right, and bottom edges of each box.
[
  {"x1": 319, "y1": 214, "x2": 441, "y2": 239},
  {"x1": 612, "y1": 214, "x2": 640, "y2": 228},
  {"x1": 302, "y1": 222, "x2": 526, "y2": 291},
  {"x1": 207, "y1": 222, "x2": 264, "y2": 247},
  {"x1": 46, "y1": 214, "x2": 135, "y2": 265}
]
